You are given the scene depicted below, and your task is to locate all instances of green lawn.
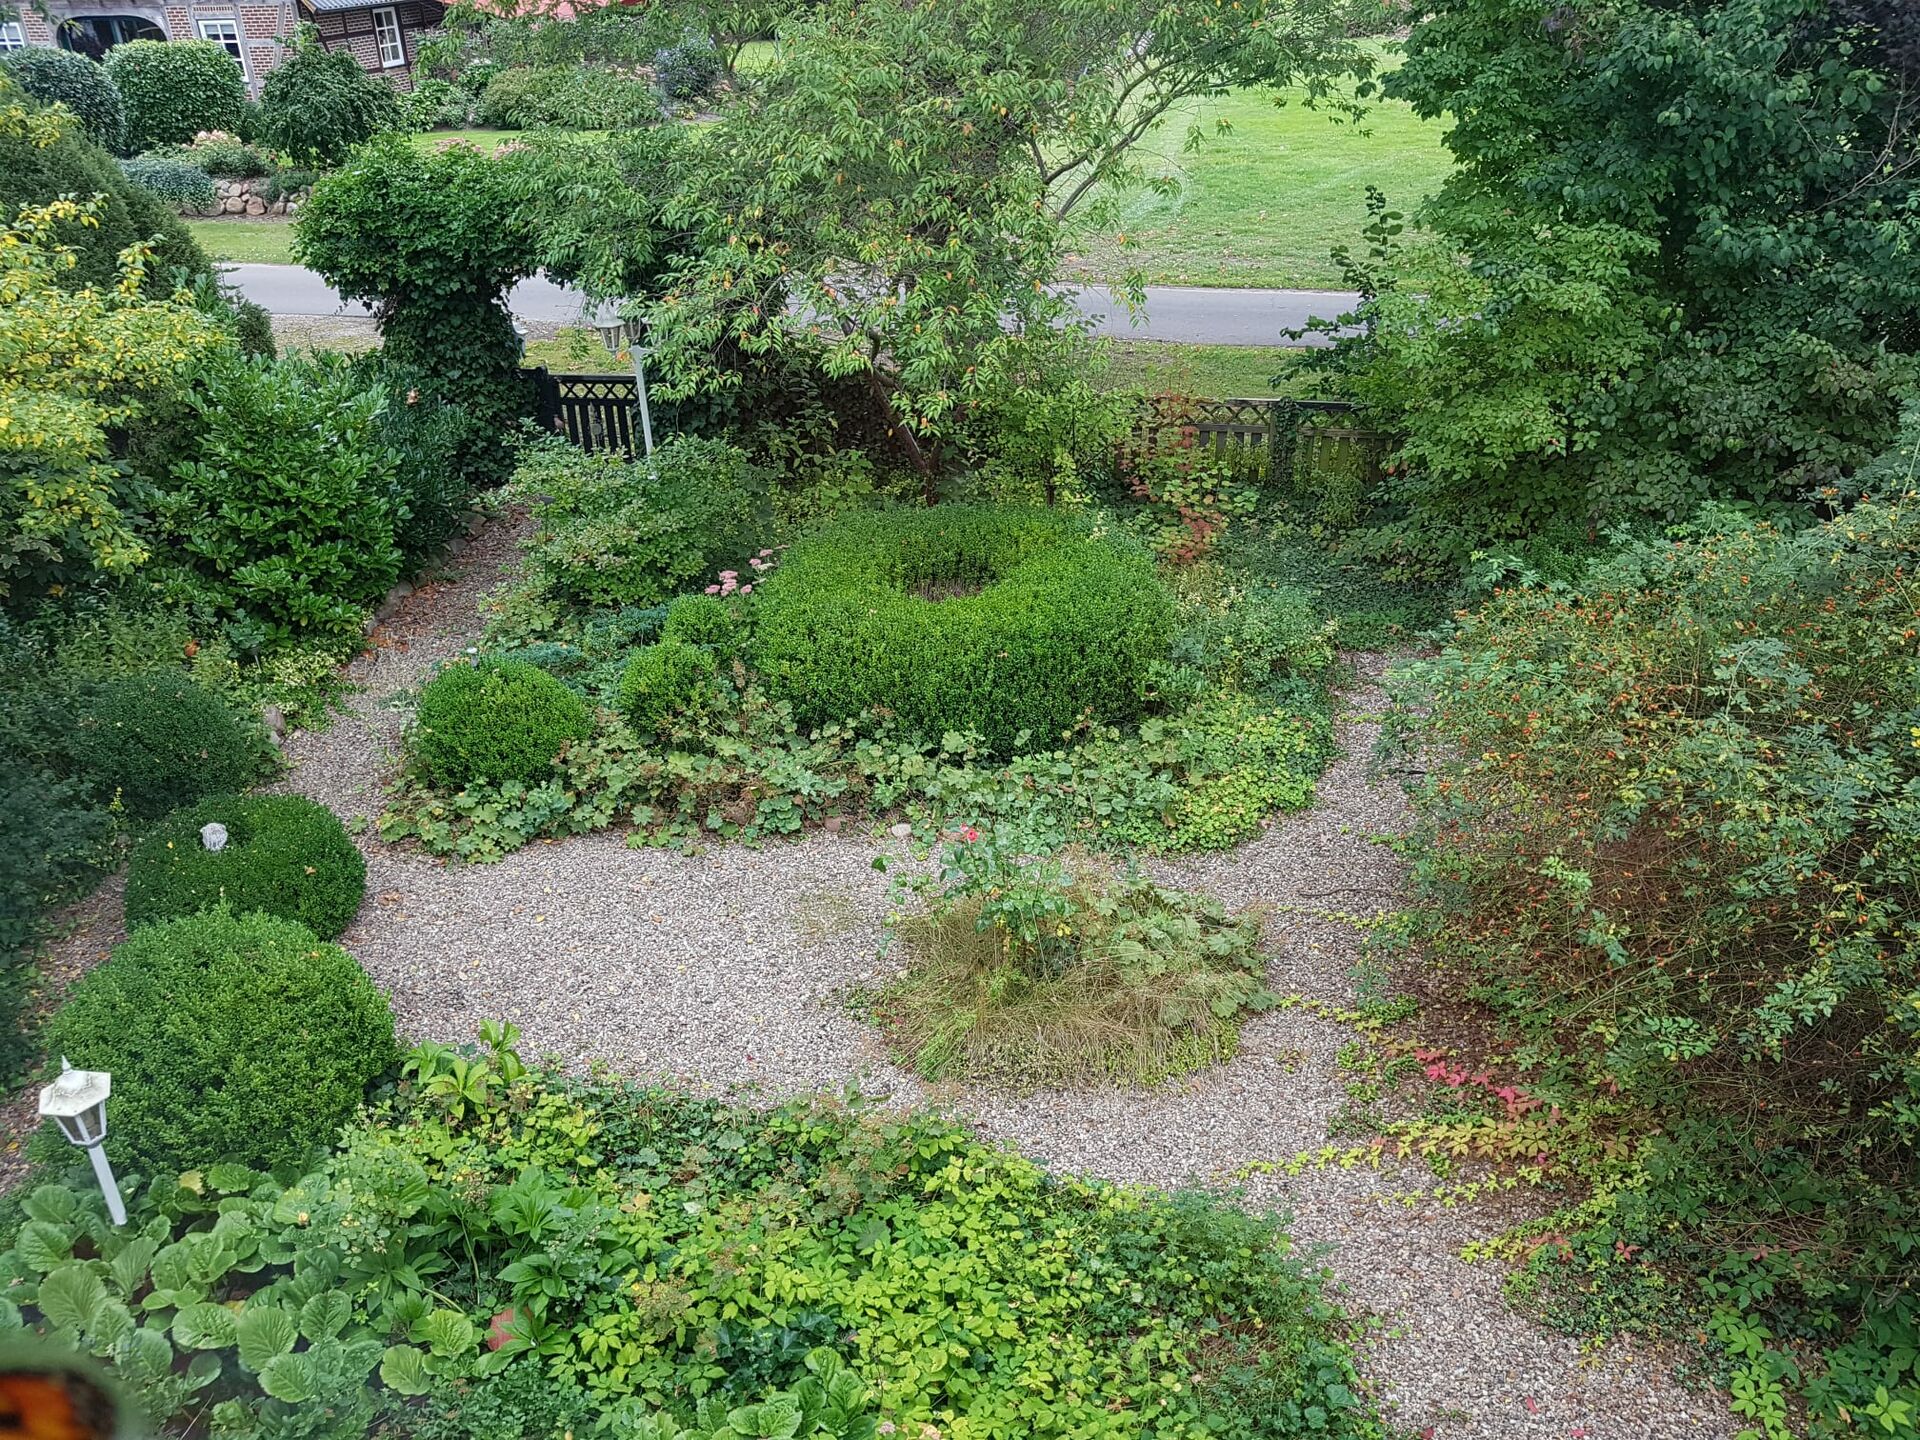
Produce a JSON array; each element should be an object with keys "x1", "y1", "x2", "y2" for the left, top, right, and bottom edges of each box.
[
  {"x1": 1096, "y1": 341, "x2": 1309, "y2": 396},
  {"x1": 1065, "y1": 59, "x2": 1454, "y2": 290},
  {"x1": 407, "y1": 128, "x2": 578, "y2": 154},
  {"x1": 187, "y1": 219, "x2": 297, "y2": 264}
]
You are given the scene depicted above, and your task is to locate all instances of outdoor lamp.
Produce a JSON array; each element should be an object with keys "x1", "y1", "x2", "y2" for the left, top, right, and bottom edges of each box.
[
  {"x1": 38, "y1": 1059, "x2": 126, "y2": 1225},
  {"x1": 596, "y1": 316, "x2": 657, "y2": 459}
]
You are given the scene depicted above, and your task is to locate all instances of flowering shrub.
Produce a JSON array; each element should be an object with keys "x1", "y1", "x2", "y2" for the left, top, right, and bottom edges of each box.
[{"x1": 1388, "y1": 490, "x2": 1920, "y2": 1434}]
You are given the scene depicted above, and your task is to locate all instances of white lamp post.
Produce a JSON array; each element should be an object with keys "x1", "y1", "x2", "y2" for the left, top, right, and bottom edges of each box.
[
  {"x1": 38, "y1": 1059, "x2": 126, "y2": 1226},
  {"x1": 596, "y1": 316, "x2": 656, "y2": 459}
]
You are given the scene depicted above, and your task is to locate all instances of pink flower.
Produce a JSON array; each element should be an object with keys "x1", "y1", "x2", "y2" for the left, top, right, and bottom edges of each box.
[
  {"x1": 740, "y1": 584, "x2": 752, "y2": 594},
  {"x1": 958, "y1": 825, "x2": 979, "y2": 842},
  {"x1": 705, "y1": 585, "x2": 720, "y2": 594},
  {"x1": 719, "y1": 570, "x2": 738, "y2": 581}
]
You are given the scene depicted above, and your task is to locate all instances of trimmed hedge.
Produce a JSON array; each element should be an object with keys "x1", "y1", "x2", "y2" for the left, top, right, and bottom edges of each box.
[
  {"x1": 752, "y1": 506, "x2": 1174, "y2": 754},
  {"x1": 410, "y1": 656, "x2": 593, "y2": 788},
  {"x1": 106, "y1": 39, "x2": 246, "y2": 151},
  {"x1": 0, "y1": 49, "x2": 124, "y2": 149},
  {"x1": 125, "y1": 793, "x2": 366, "y2": 939},
  {"x1": 39, "y1": 907, "x2": 396, "y2": 1176},
  {"x1": 617, "y1": 638, "x2": 715, "y2": 735},
  {"x1": 66, "y1": 672, "x2": 263, "y2": 819}
]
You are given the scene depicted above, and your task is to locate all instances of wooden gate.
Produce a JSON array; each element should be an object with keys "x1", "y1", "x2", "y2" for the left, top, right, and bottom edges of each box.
[{"x1": 528, "y1": 368, "x2": 641, "y2": 456}]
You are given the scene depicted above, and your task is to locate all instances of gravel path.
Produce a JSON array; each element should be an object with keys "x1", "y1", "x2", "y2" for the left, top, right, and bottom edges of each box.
[{"x1": 31, "y1": 518, "x2": 1737, "y2": 1438}]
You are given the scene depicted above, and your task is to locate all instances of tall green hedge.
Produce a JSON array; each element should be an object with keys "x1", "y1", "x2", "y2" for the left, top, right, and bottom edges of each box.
[
  {"x1": 106, "y1": 39, "x2": 246, "y2": 151},
  {"x1": 752, "y1": 506, "x2": 1174, "y2": 753}
]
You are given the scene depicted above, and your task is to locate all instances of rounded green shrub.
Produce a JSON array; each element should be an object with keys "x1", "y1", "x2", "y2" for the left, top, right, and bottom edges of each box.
[
  {"x1": 67, "y1": 672, "x2": 262, "y2": 819},
  {"x1": 752, "y1": 506, "x2": 1174, "y2": 753},
  {"x1": 0, "y1": 49, "x2": 124, "y2": 149},
  {"x1": 39, "y1": 907, "x2": 396, "y2": 1176},
  {"x1": 411, "y1": 656, "x2": 593, "y2": 788},
  {"x1": 660, "y1": 592, "x2": 744, "y2": 658},
  {"x1": 124, "y1": 793, "x2": 366, "y2": 939},
  {"x1": 617, "y1": 639, "x2": 716, "y2": 735},
  {"x1": 106, "y1": 40, "x2": 247, "y2": 151}
]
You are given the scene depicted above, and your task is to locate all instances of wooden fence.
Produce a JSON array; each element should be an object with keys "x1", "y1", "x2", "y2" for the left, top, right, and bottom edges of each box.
[{"x1": 526, "y1": 369, "x2": 1393, "y2": 494}]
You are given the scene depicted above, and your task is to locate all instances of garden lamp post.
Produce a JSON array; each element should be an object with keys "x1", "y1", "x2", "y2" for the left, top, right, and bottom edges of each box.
[
  {"x1": 596, "y1": 316, "x2": 655, "y2": 459},
  {"x1": 38, "y1": 1059, "x2": 125, "y2": 1226}
]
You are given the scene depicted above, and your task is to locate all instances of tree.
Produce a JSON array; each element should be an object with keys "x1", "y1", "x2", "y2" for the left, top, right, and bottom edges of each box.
[
  {"x1": 645, "y1": 0, "x2": 1365, "y2": 493},
  {"x1": 295, "y1": 136, "x2": 539, "y2": 486},
  {"x1": 1317, "y1": 0, "x2": 1920, "y2": 567},
  {"x1": 0, "y1": 190, "x2": 229, "y2": 605},
  {"x1": 257, "y1": 29, "x2": 400, "y2": 166}
]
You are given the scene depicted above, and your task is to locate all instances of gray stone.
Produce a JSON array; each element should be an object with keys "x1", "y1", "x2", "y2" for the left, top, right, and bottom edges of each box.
[
  {"x1": 199, "y1": 822, "x2": 229, "y2": 853},
  {"x1": 243, "y1": 197, "x2": 266, "y2": 217},
  {"x1": 223, "y1": 197, "x2": 245, "y2": 214},
  {"x1": 261, "y1": 704, "x2": 287, "y2": 737}
]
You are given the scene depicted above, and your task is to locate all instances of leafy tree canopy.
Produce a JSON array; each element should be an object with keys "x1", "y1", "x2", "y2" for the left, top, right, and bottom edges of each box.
[{"x1": 1320, "y1": 0, "x2": 1920, "y2": 569}]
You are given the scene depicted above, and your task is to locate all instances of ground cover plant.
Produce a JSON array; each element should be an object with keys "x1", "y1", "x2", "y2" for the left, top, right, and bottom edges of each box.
[
  {"x1": 1382, "y1": 487, "x2": 1920, "y2": 1436},
  {"x1": 873, "y1": 829, "x2": 1272, "y2": 1085},
  {"x1": 0, "y1": 1024, "x2": 1387, "y2": 1440},
  {"x1": 124, "y1": 792, "x2": 366, "y2": 939}
]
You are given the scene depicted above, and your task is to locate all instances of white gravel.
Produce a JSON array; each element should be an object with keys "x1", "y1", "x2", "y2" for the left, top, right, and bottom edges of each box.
[{"x1": 37, "y1": 520, "x2": 1737, "y2": 1439}]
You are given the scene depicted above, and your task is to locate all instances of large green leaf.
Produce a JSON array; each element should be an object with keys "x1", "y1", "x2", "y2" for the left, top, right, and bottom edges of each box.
[
  {"x1": 298, "y1": 1290, "x2": 350, "y2": 1342},
  {"x1": 378, "y1": 1344, "x2": 432, "y2": 1396},
  {"x1": 86, "y1": 1299, "x2": 134, "y2": 1356},
  {"x1": 413, "y1": 1309, "x2": 476, "y2": 1358},
  {"x1": 187, "y1": 1350, "x2": 223, "y2": 1389},
  {"x1": 36, "y1": 1263, "x2": 106, "y2": 1335},
  {"x1": 205, "y1": 1163, "x2": 262, "y2": 1195},
  {"x1": 0, "y1": 1299, "x2": 23, "y2": 1333},
  {"x1": 14, "y1": 1221, "x2": 72, "y2": 1274},
  {"x1": 115, "y1": 1326, "x2": 175, "y2": 1383},
  {"x1": 235, "y1": 1304, "x2": 299, "y2": 1373},
  {"x1": 173, "y1": 1302, "x2": 238, "y2": 1351},
  {"x1": 257, "y1": 1350, "x2": 319, "y2": 1404},
  {"x1": 107, "y1": 1237, "x2": 158, "y2": 1300},
  {"x1": 20, "y1": 1185, "x2": 80, "y2": 1227}
]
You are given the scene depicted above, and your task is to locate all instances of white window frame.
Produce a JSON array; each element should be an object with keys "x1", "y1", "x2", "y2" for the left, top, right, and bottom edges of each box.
[
  {"x1": 0, "y1": 21, "x2": 27, "y2": 50},
  {"x1": 370, "y1": 7, "x2": 404, "y2": 68},
  {"x1": 196, "y1": 18, "x2": 245, "y2": 76}
]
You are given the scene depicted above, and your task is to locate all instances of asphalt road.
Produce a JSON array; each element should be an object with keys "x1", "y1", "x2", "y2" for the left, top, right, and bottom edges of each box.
[{"x1": 222, "y1": 263, "x2": 1361, "y2": 348}]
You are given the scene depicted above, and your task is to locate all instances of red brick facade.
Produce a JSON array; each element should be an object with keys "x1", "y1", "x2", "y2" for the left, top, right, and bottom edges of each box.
[{"x1": 23, "y1": 0, "x2": 434, "y2": 96}]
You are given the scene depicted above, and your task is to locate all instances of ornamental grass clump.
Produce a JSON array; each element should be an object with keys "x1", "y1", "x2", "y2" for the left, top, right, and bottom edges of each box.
[
  {"x1": 752, "y1": 505, "x2": 1173, "y2": 754},
  {"x1": 124, "y1": 792, "x2": 366, "y2": 939},
  {"x1": 874, "y1": 827, "x2": 1273, "y2": 1086},
  {"x1": 409, "y1": 656, "x2": 592, "y2": 789}
]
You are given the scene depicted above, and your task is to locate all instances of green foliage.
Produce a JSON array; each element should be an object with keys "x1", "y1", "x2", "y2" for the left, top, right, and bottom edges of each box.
[
  {"x1": 411, "y1": 656, "x2": 593, "y2": 789},
  {"x1": 0, "y1": 49, "x2": 123, "y2": 149},
  {"x1": 509, "y1": 435, "x2": 764, "y2": 610},
  {"x1": 187, "y1": 134, "x2": 270, "y2": 178},
  {"x1": 296, "y1": 135, "x2": 538, "y2": 488},
  {"x1": 618, "y1": 640, "x2": 718, "y2": 737},
  {"x1": 378, "y1": 381, "x2": 484, "y2": 564},
  {"x1": 0, "y1": 83, "x2": 207, "y2": 295},
  {"x1": 476, "y1": 65, "x2": 663, "y2": 129},
  {"x1": 106, "y1": 39, "x2": 247, "y2": 151},
  {"x1": 1388, "y1": 488, "x2": 1920, "y2": 1433},
  {"x1": 125, "y1": 793, "x2": 366, "y2": 940},
  {"x1": 39, "y1": 907, "x2": 396, "y2": 1176},
  {"x1": 752, "y1": 506, "x2": 1172, "y2": 754},
  {"x1": 118, "y1": 154, "x2": 216, "y2": 210},
  {"x1": 397, "y1": 76, "x2": 474, "y2": 131},
  {"x1": 160, "y1": 351, "x2": 402, "y2": 650},
  {"x1": 653, "y1": 35, "x2": 721, "y2": 100},
  {"x1": 494, "y1": 126, "x2": 687, "y2": 301},
  {"x1": 65, "y1": 671, "x2": 264, "y2": 820},
  {"x1": 0, "y1": 762, "x2": 112, "y2": 1080},
  {"x1": 878, "y1": 833, "x2": 1273, "y2": 1085},
  {"x1": 661, "y1": 592, "x2": 746, "y2": 659},
  {"x1": 1322, "y1": 0, "x2": 1920, "y2": 567},
  {"x1": 258, "y1": 36, "x2": 400, "y2": 166}
]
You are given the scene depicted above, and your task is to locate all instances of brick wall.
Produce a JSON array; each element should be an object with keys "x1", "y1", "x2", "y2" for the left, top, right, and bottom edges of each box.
[{"x1": 240, "y1": 2, "x2": 287, "y2": 88}]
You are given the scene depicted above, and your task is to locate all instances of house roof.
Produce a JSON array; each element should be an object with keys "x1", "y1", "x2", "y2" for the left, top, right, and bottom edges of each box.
[{"x1": 299, "y1": 0, "x2": 443, "y2": 14}]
